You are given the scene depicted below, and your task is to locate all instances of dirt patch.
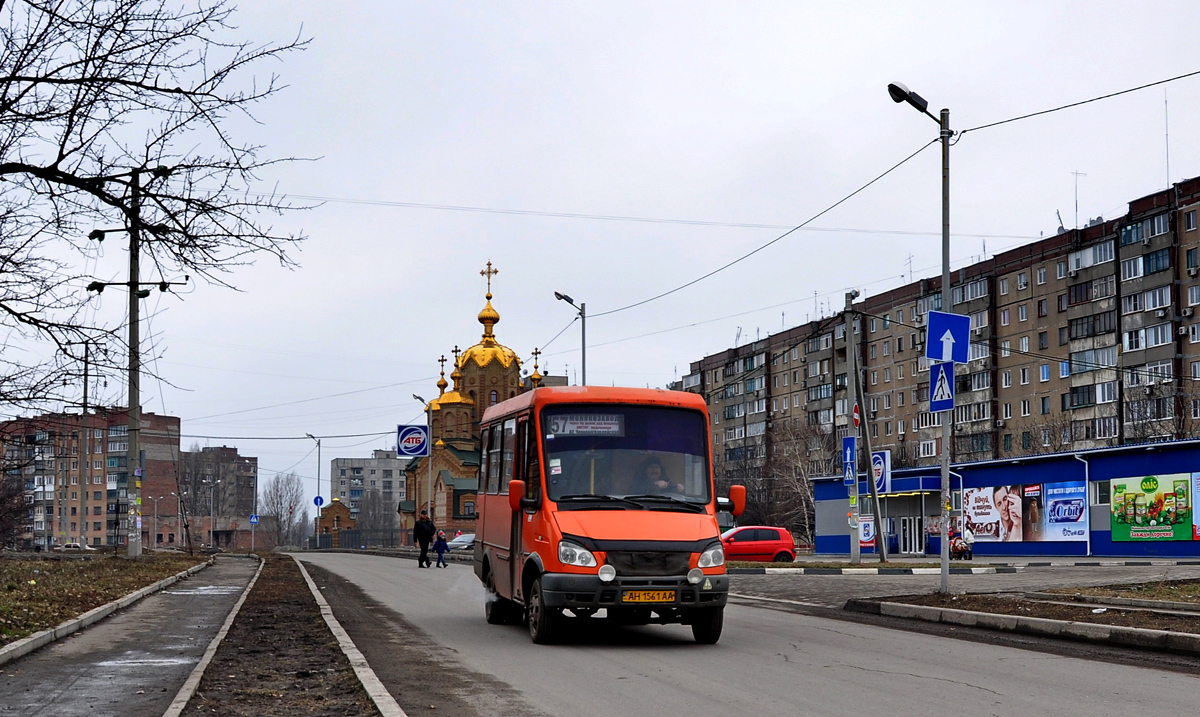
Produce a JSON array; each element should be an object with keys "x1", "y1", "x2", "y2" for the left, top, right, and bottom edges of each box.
[
  {"x1": 303, "y1": 561, "x2": 549, "y2": 717},
  {"x1": 184, "y1": 554, "x2": 380, "y2": 716},
  {"x1": 893, "y1": 592, "x2": 1200, "y2": 633},
  {"x1": 0, "y1": 553, "x2": 206, "y2": 645},
  {"x1": 1045, "y1": 578, "x2": 1200, "y2": 604}
]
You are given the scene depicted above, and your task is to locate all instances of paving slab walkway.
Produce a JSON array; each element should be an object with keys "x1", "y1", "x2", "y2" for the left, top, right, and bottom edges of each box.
[{"x1": 0, "y1": 555, "x2": 257, "y2": 717}]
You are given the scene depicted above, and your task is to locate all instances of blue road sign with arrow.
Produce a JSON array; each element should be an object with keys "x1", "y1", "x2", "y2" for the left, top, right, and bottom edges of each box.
[
  {"x1": 925, "y1": 310, "x2": 971, "y2": 364},
  {"x1": 930, "y1": 361, "x2": 955, "y2": 412},
  {"x1": 842, "y1": 436, "x2": 857, "y2": 487}
]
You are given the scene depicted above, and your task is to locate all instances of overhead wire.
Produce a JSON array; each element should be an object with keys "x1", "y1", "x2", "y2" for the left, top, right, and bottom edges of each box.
[{"x1": 588, "y1": 138, "x2": 940, "y2": 319}]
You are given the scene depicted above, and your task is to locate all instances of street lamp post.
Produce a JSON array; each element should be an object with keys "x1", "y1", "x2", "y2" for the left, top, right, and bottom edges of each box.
[
  {"x1": 889, "y1": 81, "x2": 953, "y2": 593},
  {"x1": 306, "y1": 433, "x2": 322, "y2": 530},
  {"x1": 554, "y1": 292, "x2": 586, "y2": 385},
  {"x1": 204, "y1": 479, "x2": 221, "y2": 549},
  {"x1": 145, "y1": 493, "x2": 174, "y2": 549},
  {"x1": 413, "y1": 395, "x2": 433, "y2": 521}
]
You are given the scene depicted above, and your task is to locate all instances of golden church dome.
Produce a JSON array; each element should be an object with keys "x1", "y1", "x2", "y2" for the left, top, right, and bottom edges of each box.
[{"x1": 459, "y1": 287, "x2": 520, "y2": 370}]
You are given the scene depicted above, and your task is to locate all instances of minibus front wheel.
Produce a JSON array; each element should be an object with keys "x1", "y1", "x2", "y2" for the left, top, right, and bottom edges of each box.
[
  {"x1": 690, "y1": 607, "x2": 724, "y2": 645},
  {"x1": 527, "y1": 576, "x2": 561, "y2": 644}
]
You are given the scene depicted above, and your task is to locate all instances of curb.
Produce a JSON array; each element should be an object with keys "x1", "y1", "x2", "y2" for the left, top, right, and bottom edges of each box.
[
  {"x1": 163, "y1": 555, "x2": 264, "y2": 717},
  {"x1": 0, "y1": 556, "x2": 214, "y2": 667},
  {"x1": 300, "y1": 548, "x2": 473, "y2": 565},
  {"x1": 293, "y1": 556, "x2": 407, "y2": 717},
  {"x1": 1023, "y1": 591, "x2": 1200, "y2": 614},
  {"x1": 728, "y1": 566, "x2": 1022, "y2": 575},
  {"x1": 844, "y1": 598, "x2": 1200, "y2": 656},
  {"x1": 1016, "y1": 560, "x2": 1200, "y2": 567}
]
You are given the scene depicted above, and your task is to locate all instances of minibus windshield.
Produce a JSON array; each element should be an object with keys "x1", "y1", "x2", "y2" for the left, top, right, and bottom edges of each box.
[{"x1": 541, "y1": 405, "x2": 710, "y2": 505}]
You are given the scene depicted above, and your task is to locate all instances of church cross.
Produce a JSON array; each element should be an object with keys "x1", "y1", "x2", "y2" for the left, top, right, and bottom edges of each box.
[{"x1": 480, "y1": 261, "x2": 499, "y2": 294}]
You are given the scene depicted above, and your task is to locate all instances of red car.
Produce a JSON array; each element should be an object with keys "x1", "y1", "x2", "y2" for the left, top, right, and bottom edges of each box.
[{"x1": 721, "y1": 526, "x2": 795, "y2": 563}]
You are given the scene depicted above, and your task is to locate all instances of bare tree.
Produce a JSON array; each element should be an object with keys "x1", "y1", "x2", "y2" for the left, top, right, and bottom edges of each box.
[
  {"x1": 763, "y1": 418, "x2": 834, "y2": 545},
  {"x1": 0, "y1": 472, "x2": 25, "y2": 548},
  {"x1": 0, "y1": 0, "x2": 308, "y2": 410},
  {"x1": 259, "y1": 471, "x2": 303, "y2": 547},
  {"x1": 354, "y1": 489, "x2": 397, "y2": 532}
]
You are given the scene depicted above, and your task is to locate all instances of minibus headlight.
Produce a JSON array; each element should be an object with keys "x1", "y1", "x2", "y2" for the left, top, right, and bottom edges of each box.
[
  {"x1": 697, "y1": 543, "x2": 724, "y2": 568},
  {"x1": 558, "y1": 540, "x2": 596, "y2": 567},
  {"x1": 598, "y1": 564, "x2": 616, "y2": 582}
]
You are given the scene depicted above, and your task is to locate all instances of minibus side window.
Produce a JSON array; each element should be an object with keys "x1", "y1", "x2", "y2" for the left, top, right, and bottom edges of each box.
[
  {"x1": 478, "y1": 424, "x2": 490, "y2": 489},
  {"x1": 524, "y1": 418, "x2": 541, "y2": 502},
  {"x1": 487, "y1": 424, "x2": 502, "y2": 494},
  {"x1": 500, "y1": 418, "x2": 516, "y2": 492}
]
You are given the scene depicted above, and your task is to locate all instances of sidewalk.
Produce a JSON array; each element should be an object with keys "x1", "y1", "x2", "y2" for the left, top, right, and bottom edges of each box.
[{"x1": 0, "y1": 555, "x2": 257, "y2": 717}]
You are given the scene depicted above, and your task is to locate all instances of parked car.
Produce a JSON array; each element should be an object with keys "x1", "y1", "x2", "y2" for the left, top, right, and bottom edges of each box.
[
  {"x1": 446, "y1": 533, "x2": 475, "y2": 551},
  {"x1": 54, "y1": 542, "x2": 91, "y2": 552},
  {"x1": 720, "y1": 526, "x2": 795, "y2": 563}
]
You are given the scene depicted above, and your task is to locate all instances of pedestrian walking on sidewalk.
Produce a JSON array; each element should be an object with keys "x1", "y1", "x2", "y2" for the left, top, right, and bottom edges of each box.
[
  {"x1": 414, "y1": 510, "x2": 436, "y2": 568},
  {"x1": 433, "y1": 531, "x2": 449, "y2": 568}
]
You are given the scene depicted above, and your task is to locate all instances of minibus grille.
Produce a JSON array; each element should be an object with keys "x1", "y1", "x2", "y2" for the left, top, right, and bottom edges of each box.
[{"x1": 606, "y1": 551, "x2": 690, "y2": 576}]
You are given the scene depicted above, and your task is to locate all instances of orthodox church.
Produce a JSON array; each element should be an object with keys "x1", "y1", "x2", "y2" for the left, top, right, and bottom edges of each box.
[{"x1": 400, "y1": 263, "x2": 545, "y2": 538}]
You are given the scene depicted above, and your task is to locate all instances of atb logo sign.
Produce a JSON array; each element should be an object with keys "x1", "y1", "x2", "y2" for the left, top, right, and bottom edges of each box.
[{"x1": 397, "y1": 424, "x2": 430, "y2": 457}]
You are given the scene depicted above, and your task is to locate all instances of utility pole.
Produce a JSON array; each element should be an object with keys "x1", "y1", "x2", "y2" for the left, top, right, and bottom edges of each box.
[
  {"x1": 852, "y1": 322, "x2": 887, "y2": 563},
  {"x1": 938, "y1": 107, "x2": 953, "y2": 593},
  {"x1": 127, "y1": 170, "x2": 144, "y2": 558},
  {"x1": 844, "y1": 292, "x2": 860, "y2": 565}
]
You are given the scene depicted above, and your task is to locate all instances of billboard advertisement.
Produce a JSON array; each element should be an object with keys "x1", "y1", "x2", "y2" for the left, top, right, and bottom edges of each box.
[
  {"x1": 1110, "y1": 473, "x2": 1195, "y2": 541},
  {"x1": 963, "y1": 481, "x2": 1087, "y2": 543}
]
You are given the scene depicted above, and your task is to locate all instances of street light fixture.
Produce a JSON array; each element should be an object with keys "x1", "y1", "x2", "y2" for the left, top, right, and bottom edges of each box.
[
  {"x1": 554, "y1": 292, "x2": 586, "y2": 385},
  {"x1": 413, "y1": 395, "x2": 433, "y2": 522},
  {"x1": 889, "y1": 81, "x2": 953, "y2": 593}
]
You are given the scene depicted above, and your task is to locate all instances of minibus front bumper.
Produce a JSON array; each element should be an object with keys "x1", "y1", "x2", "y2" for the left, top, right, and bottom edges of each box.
[{"x1": 540, "y1": 572, "x2": 728, "y2": 610}]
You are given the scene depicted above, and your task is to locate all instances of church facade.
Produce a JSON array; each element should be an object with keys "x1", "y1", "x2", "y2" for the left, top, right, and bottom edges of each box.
[{"x1": 400, "y1": 264, "x2": 544, "y2": 539}]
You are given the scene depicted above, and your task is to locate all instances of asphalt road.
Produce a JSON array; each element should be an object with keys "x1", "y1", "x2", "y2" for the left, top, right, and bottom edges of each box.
[{"x1": 299, "y1": 553, "x2": 1200, "y2": 717}]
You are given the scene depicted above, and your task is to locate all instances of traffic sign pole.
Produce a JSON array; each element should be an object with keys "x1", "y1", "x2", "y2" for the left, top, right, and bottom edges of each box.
[{"x1": 843, "y1": 291, "x2": 860, "y2": 564}]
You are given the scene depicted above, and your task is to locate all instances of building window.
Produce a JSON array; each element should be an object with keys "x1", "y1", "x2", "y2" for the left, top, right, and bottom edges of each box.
[
  {"x1": 1019, "y1": 336, "x2": 1029, "y2": 353},
  {"x1": 1017, "y1": 273, "x2": 1028, "y2": 290},
  {"x1": 1041, "y1": 397, "x2": 1051, "y2": 415},
  {"x1": 1121, "y1": 257, "x2": 1143, "y2": 281},
  {"x1": 999, "y1": 278, "x2": 1009, "y2": 295},
  {"x1": 1000, "y1": 309, "x2": 1010, "y2": 326},
  {"x1": 1018, "y1": 304, "x2": 1028, "y2": 322},
  {"x1": 1040, "y1": 364, "x2": 1050, "y2": 382},
  {"x1": 1036, "y1": 267, "x2": 1046, "y2": 285},
  {"x1": 1186, "y1": 210, "x2": 1197, "y2": 232},
  {"x1": 1038, "y1": 331, "x2": 1049, "y2": 350},
  {"x1": 1000, "y1": 340, "x2": 1010, "y2": 357},
  {"x1": 1001, "y1": 370, "x2": 1012, "y2": 388},
  {"x1": 1020, "y1": 367, "x2": 1030, "y2": 385},
  {"x1": 1021, "y1": 399, "x2": 1030, "y2": 416}
]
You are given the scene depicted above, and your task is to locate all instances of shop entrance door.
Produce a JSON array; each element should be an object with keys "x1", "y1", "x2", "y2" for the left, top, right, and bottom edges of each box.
[{"x1": 898, "y1": 516, "x2": 923, "y2": 554}]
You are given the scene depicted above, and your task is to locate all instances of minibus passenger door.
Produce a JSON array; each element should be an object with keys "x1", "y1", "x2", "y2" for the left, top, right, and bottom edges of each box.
[{"x1": 509, "y1": 418, "x2": 528, "y2": 600}]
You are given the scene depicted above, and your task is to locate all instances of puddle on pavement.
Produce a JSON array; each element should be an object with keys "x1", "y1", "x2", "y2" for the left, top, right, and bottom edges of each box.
[{"x1": 163, "y1": 585, "x2": 243, "y2": 595}]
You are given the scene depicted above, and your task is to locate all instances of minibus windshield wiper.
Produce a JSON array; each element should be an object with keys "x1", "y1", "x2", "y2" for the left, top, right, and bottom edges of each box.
[
  {"x1": 622, "y1": 494, "x2": 707, "y2": 512},
  {"x1": 556, "y1": 494, "x2": 646, "y2": 509}
]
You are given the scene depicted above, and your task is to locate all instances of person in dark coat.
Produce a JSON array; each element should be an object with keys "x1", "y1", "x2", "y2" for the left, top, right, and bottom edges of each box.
[
  {"x1": 433, "y1": 531, "x2": 450, "y2": 568},
  {"x1": 414, "y1": 510, "x2": 436, "y2": 568}
]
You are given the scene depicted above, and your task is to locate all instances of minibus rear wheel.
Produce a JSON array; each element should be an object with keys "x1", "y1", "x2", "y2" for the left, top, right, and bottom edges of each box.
[
  {"x1": 527, "y1": 576, "x2": 560, "y2": 644},
  {"x1": 691, "y1": 607, "x2": 724, "y2": 644}
]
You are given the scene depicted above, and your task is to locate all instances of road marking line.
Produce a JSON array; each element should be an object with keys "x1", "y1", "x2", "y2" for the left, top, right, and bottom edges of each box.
[
  {"x1": 730, "y1": 593, "x2": 832, "y2": 609},
  {"x1": 163, "y1": 556, "x2": 264, "y2": 717},
  {"x1": 294, "y1": 556, "x2": 408, "y2": 717}
]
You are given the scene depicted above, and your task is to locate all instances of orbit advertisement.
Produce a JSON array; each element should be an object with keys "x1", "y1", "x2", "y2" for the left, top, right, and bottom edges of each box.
[
  {"x1": 1109, "y1": 473, "x2": 1197, "y2": 542},
  {"x1": 962, "y1": 481, "x2": 1087, "y2": 543}
]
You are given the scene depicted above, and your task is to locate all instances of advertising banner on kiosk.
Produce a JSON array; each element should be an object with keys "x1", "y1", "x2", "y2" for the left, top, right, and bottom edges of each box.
[
  {"x1": 1110, "y1": 473, "x2": 1195, "y2": 542},
  {"x1": 963, "y1": 481, "x2": 1087, "y2": 543}
]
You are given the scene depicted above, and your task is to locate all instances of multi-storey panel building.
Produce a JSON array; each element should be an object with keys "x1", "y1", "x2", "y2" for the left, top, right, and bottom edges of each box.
[
  {"x1": 1, "y1": 409, "x2": 180, "y2": 550},
  {"x1": 331, "y1": 449, "x2": 409, "y2": 520},
  {"x1": 682, "y1": 173, "x2": 1200, "y2": 518}
]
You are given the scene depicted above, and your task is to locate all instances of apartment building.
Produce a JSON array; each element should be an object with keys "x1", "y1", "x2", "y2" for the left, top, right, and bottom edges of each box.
[
  {"x1": 1, "y1": 408, "x2": 180, "y2": 550},
  {"x1": 179, "y1": 445, "x2": 258, "y2": 549},
  {"x1": 682, "y1": 173, "x2": 1200, "y2": 501},
  {"x1": 331, "y1": 449, "x2": 409, "y2": 521}
]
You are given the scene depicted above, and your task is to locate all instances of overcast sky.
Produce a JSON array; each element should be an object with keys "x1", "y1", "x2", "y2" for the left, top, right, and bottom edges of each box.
[{"x1": 70, "y1": 1, "x2": 1200, "y2": 509}]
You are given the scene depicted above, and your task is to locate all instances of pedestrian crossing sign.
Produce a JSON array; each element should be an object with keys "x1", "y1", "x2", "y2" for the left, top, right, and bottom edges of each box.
[{"x1": 930, "y1": 361, "x2": 954, "y2": 412}]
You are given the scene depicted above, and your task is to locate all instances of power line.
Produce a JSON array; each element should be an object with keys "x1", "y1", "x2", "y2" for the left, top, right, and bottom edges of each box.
[
  {"x1": 589, "y1": 138, "x2": 940, "y2": 319},
  {"x1": 960, "y1": 68, "x2": 1200, "y2": 136},
  {"x1": 179, "y1": 431, "x2": 393, "y2": 441},
  {"x1": 183, "y1": 378, "x2": 434, "y2": 423},
  {"x1": 245, "y1": 189, "x2": 1034, "y2": 241}
]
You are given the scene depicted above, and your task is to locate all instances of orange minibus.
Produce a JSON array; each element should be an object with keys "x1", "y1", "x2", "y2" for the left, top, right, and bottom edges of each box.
[{"x1": 472, "y1": 386, "x2": 745, "y2": 644}]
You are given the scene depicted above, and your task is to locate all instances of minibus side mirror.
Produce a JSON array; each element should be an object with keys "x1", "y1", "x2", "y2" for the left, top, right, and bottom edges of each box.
[
  {"x1": 716, "y1": 496, "x2": 733, "y2": 513},
  {"x1": 508, "y1": 480, "x2": 525, "y2": 512},
  {"x1": 728, "y1": 485, "x2": 746, "y2": 517}
]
